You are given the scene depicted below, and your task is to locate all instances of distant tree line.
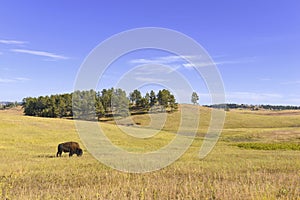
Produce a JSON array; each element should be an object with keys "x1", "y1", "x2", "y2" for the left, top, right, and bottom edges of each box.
[
  {"x1": 0, "y1": 101, "x2": 21, "y2": 110},
  {"x1": 22, "y1": 88, "x2": 178, "y2": 120},
  {"x1": 204, "y1": 103, "x2": 300, "y2": 111}
]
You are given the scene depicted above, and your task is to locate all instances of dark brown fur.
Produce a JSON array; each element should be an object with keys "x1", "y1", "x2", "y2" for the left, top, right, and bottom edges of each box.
[{"x1": 56, "y1": 142, "x2": 83, "y2": 157}]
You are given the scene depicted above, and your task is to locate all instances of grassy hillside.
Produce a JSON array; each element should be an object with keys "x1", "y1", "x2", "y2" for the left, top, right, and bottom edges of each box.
[
  {"x1": 121, "y1": 105, "x2": 300, "y2": 142},
  {"x1": 0, "y1": 106, "x2": 299, "y2": 199}
]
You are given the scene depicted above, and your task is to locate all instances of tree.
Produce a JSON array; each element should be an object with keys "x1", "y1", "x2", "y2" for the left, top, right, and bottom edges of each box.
[
  {"x1": 95, "y1": 93, "x2": 105, "y2": 120},
  {"x1": 61, "y1": 93, "x2": 73, "y2": 117},
  {"x1": 149, "y1": 90, "x2": 157, "y2": 106},
  {"x1": 23, "y1": 97, "x2": 37, "y2": 116},
  {"x1": 111, "y1": 88, "x2": 130, "y2": 117},
  {"x1": 40, "y1": 95, "x2": 54, "y2": 117},
  {"x1": 191, "y1": 92, "x2": 199, "y2": 105},
  {"x1": 50, "y1": 95, "x2": 60, "y2": 117},
  {"x1": 129, "y1": 89, "x2": 142, "y2": 107},
  {"x1": 101, "y1": 88, "x2": 113, "y2": 112},
  {"x1": 57, "y1": 96, "x2": 67, "y2": 118},
  {"x1": 169, "y1": 94, "x2": 178, "y2": 112},
  {"x1": 142, "y1": 92, "x2": 150, "y2": 109},
  {"x1": 73, "y1": 90, "x2": 97, "y2": 120},
  {"x1": 157, "y1": 89, "x2": 170, "y2": 109}
]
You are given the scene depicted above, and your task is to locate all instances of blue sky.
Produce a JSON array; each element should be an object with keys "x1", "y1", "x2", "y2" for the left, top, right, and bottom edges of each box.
[{"x1": 0, "y1": 0, "x2": 300, "y2": 105}]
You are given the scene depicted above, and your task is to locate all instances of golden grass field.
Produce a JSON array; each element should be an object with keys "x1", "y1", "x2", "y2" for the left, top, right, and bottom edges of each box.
[{"x1": 0, "y1": 105, "x2": 299, "y2": 199}]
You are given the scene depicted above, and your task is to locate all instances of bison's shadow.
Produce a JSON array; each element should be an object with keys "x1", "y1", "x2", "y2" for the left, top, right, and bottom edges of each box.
[
  {"x1": 36, "y1": 154, "x2": 56, "y2": 158},
  {"x1": 36, "y1": 154, "x2": 84, "y2": 158}
]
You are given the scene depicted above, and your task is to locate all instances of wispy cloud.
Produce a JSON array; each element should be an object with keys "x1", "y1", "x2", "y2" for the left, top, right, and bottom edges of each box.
[
  {"x1": 182, "y1": 62, "x2": 214, "y2": 68},
  {"x1": 182, "y1": 61, "x2": 227, "y2": 68},
  {"x1": 11, "y1": 49, "x2": 69, "y2": 60},
  {"x1": 0, "y1": 39, "x2": 27, "y2": 45},
  {"x1": 183, "y1": 57, "x2": 256, "y2": 68},
  {"x1": 130, "y1": 55, "x2": 212, "y2": 71},
  {"x1": 130, "y1": 55, "x2": 196, "y2": 65},
  {"x1": 0, "y1": 77, "x2": 31, "y2": 83},
  {"x1": 0, "y1": 78, "x2": 15, "y2": 83},
  {"x1": 130, "y1": 55, "x2": 255, "y2": 69},
  {"x1": 133, "y1": 64, "x2": 177, "y2": 75},
  {"x1": 15, "y1": 77, "x2": 31, "y2": 81}
]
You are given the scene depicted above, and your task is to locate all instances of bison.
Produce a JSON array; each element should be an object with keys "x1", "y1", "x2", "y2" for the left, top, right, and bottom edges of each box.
[{"x1": 56, "y1": 142, "x2": 83, "y2": 157}]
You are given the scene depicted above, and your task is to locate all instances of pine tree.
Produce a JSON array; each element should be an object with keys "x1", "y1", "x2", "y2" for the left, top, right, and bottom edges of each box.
[
  {"x1": 129, "y1": 89, "x2": 142, "y2": 107},
  {"x1": 157, "y1": 89, "x2": 170, "y2": 110},
  {"x1": 149, "y1": 90, "x2": 157, "y2": 106},
  {"x1": 191, "y1": 92, "x2": 199, "y2": 105},
  {"x1": 111, "y1": 88, "x2": 130, "y2": 117}
]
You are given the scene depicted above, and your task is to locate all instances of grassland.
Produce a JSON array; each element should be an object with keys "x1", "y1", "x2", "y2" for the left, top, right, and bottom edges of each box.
[{"x1": 0, "y1": 105, "x2": 299, "y2": 199}]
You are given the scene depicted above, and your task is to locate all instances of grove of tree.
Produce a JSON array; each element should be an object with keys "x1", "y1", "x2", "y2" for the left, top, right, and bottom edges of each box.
[{"x1": 22, "y1": 88, "x2": 178, "y2": 120}]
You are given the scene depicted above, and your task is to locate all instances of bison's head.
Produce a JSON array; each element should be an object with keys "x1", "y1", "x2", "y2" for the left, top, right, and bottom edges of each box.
[{"x1": 76, "y1": 148, "x2": 83, "y2": 156}]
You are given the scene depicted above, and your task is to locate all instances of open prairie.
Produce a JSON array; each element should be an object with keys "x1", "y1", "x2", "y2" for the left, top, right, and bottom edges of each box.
[{"x1": 0, "y1": 105, "x2": 299, "y2": 199}]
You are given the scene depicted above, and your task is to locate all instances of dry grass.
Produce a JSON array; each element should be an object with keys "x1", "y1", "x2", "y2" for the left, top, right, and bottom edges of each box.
[{"x1": 0, "y1": 106, "x2": 300, "y2": 199}]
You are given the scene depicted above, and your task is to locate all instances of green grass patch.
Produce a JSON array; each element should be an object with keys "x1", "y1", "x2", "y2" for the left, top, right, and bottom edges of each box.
[{"x1": 235, "y1": 142, "x2": 300, "y2": 150}]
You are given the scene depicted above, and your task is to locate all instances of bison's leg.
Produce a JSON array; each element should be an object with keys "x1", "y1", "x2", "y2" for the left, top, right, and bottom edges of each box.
[
  {"x1": 56, "y1": 150, "x2": 62, "y2": 157},
  {"x1": 69, "y1": 151, "x2": 74, "y2": 157},
  {"x1": 57, "y1": 145, "x2": 62, "y2": 157}
]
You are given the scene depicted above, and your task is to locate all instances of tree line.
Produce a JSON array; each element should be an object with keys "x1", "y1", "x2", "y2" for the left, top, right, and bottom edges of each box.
[
  {"x1": 0, "y1": 101, "x2": 21, "y2": 110},
  {"x1": 205, "y1": 103, "x2": 300, "y2": 111},
  {"x1": 22, "y1": 88, "x2": 178, "y2": 120}
]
